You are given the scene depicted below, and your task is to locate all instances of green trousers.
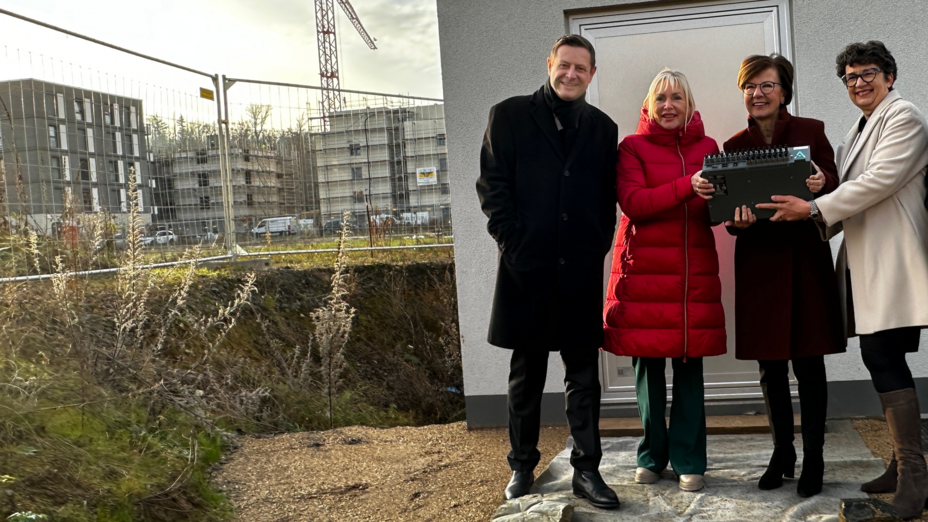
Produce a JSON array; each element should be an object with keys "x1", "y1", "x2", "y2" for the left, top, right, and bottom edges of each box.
[{"x1": 633, "y1": 356, "x2": 707, "y2": 475}]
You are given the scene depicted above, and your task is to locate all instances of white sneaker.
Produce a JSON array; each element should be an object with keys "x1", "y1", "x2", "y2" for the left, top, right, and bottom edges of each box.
[
  {"x1": 635, "y1": 467, "x2": 660, "y2": 484},
  {"x1": 678, "y1": 474, "x2": 705, "y2": 492}
]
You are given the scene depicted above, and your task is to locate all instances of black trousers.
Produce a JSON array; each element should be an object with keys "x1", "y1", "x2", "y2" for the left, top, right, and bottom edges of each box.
[
  {"x1": 507, "y1": 348, "x2": 602, "y2": 472},
  {"x1": 758, "y1": 356, "x2": 827, "y2": 456},
  {"x1": 860, "y1": 326, "x2": 922, "y2": 393}
]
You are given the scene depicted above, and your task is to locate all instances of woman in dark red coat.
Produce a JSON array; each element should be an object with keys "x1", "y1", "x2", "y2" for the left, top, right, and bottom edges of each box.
[
  {"x1": 723, "y1": 54, "x2": 845, "y2": 498},
  {"x1": 603, "y1": 69, "x2": 726, "y2": 493}
]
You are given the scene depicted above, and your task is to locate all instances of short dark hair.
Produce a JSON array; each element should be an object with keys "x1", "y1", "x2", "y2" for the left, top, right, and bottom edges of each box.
[
  {"x1": 836, "y1": 41, "x2": 897, "y2": 89},
  {"x1": 550, "y1": 34, "x2": 596, "y2": 68},
  {"x1": 737, "y1": 54, "x2": 794, "y2": 105}
]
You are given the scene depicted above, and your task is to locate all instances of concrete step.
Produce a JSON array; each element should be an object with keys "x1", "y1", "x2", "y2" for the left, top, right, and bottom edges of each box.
[{"x1": 600, "y1": 414, "x2": 803, "y2": 436}]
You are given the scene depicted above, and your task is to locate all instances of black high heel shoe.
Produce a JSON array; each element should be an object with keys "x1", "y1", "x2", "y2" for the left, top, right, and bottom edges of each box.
[
  {"x1": 758, "y1": 445, "x2": 797, "y2": 490},
  {"x1": 797, "y1": 453, "x2": 824, "y2": 497}
]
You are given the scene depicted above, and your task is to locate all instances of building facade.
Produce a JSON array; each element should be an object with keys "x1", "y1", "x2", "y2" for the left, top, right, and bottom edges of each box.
[
  {"x1": 312, "y1": 103, "x2": 450, "y2": 229},
  {"x1": 437, "y1": 0, "x2": 928, "y2": 426},
  {"x1": 0, "y1": 79, "x2": 152, "y2": 233}
]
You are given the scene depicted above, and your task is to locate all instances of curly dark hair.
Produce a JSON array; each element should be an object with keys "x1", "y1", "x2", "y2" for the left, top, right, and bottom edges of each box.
[
  {"x1": 738, "y1": 54, "x2": 794, "y2": 105},
  {"x1": 835, "y1": 41, "x2": 897, "y2": 90}
]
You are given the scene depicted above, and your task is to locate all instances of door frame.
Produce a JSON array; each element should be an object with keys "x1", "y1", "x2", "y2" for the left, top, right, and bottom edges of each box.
[{"x1": 570, "y1": 0, "x2": 797, "y2": 406}]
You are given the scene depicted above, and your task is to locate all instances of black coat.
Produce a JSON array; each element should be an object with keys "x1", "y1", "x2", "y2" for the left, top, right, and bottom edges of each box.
[
  {"x1": 476, "y1": 85, "x2": 619, "y2": 352},
  {"x1": 723, "y1": 109, "x2": 846, "y2": 361}
]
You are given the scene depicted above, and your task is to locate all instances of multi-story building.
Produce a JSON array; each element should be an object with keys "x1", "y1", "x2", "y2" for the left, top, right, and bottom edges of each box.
[
  {"x1": 155, "y1": 146, "x2": 302, "y2": 240},
  {"x1": 0, "y1": 79, "x2": 151, "y2": 234},
  {"x1": 312, "y1": 103, "x2": 450, "y2": 229}
]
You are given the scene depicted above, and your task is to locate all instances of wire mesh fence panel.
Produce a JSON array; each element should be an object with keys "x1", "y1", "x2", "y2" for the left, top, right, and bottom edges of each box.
[
  {"x1": 0, "y1": 11, "x2": 454, "y2": 279},
  {"x1": 0, "y1": 16, "x2": 229, "y2": 279},
  {"x1": 223, "y1": 80, "x2": 452, "y2": 253}
]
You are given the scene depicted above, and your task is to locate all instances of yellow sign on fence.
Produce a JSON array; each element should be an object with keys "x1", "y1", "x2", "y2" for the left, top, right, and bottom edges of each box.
[{"x1": 200, "y1": 88, "x2": 215, "y2": 101}]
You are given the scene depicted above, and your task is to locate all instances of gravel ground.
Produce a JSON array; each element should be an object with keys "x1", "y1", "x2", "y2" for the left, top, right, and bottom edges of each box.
[
  {"x1": 212, "y1": 422, "x2": 569, "y2": 522},
  {"x1": 212, "y1": 419, "x2": 927, "y2": 521}
]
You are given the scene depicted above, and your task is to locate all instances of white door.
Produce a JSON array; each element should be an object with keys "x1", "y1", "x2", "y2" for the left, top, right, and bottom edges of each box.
[{"x1": 571, "y1": 0, "x2": 794, "y2": 406}]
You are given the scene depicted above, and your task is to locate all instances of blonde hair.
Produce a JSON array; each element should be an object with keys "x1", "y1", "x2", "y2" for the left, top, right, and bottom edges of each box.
[{"x1": 644, "y1": 68, "x2": 696, "y2": 126}]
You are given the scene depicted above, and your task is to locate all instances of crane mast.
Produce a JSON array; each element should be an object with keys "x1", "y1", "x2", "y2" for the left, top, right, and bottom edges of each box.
[{"x1": 314, "y1": 0, "x2": 377, "y2": 123}]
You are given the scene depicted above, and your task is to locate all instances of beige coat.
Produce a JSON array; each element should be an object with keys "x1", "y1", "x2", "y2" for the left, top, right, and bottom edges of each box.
[{"x1": 817, "y1": 90, "x2": 928, "y2": 336}]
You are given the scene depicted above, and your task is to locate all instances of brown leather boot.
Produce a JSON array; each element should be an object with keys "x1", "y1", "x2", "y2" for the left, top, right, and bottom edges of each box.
[
  {"x1": 882, "y1": 389, "x2": 928, "y2": 519},
  {"x1": 861, "y1": 454, "x2": 898, "y2": 493}
]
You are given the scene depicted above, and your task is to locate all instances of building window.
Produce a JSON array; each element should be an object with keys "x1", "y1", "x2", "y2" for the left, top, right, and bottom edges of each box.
[
  {"x1": 440, "y1": 183, "x2": 451, "y2": 195},
  {"x1": 114, "y1": 132, "x2": 123, "y2": 155},
  {"x1": 244, "y1": 170, "x2": 252, "y2": 185},
  {"x1": 48, "y1": 125, "x2": 58, "y2": 148},
  {"x1": 353, "y1": 190, "x2": 365, "y2": 203},
  {"x1": 82, "y1": 188, "x2": 93, "y2": 211},
  {"x1": 50, "y1": 156, "x2": 62, "y2": 179},
  {"x1": 131, "y1": 134, "x2": 139, "y2": 156},
  {"x1": 56, "y1": 93, "x2": 66, "y2": 119},
  {"x1": 437, "y1": 133, "x2": 446, "y2": 146},
  {"x1": 103, "y1": 105, "x2": 112, "y2": 125},
  {"x1": 84, "y1": 98, "x2": 92, "y2": 123},
  {"x1": 77, "y1": 129, "x2": 87, "y2": 151},
  {"x1": 79, "y1": 159, "x2": 90, "y2": 181},
  {"x1": 199, "y1": 196, "x2": 210, "y2": 209},
  {"x1": 440, "y1": 158, "x2": 448, "y2": 171},
  {"x1": 196, "y1": 150, "x2": 208, "y2": 164},
  {"x1": 108, "y1": 160, "x2": 119, "y2": 182},
  {"x1": 45, "y1": 94, "x2": 57, "y2": 119},
  {"x1": 59, "y1": 125, "x2": 69, "y2": 150},
  {"x1": 74, "y1": 100, "x2": 84, "y2": 122},
  {"x1": 243, "y1": 149, "x2": 251, "y2": 162},
  {"x1": 111, "y1": 189, "x2": 122, "y2": 211},
  {"x1": 348, "y1": 143, "x2": 361, "y2": 156},
  {"x1": 197, "y1": 172, "x2": 209, "y2": 187},
  {"x1": 246, "y1": 194, "x2": 254, "y2": 206},
  {"x1": 351, "y1": 166, "x2": 363, "y2": 180},
  {"x1": 129, "y1": 106, "x2": 138, "y2": 129},
  {"x1": 86, "y1": 128, "x2": 95, "y2": 153}
]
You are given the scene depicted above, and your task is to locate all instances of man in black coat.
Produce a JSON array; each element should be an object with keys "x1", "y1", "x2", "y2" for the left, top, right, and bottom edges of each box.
[{"x1": 476, "y1": 34, "x2": 620, "y2": 509}]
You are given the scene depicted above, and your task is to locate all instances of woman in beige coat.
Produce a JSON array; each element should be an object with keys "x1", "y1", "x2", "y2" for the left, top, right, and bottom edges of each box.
[{"x1": 758, "y1": 41, "x2": 928, "y2": 518}]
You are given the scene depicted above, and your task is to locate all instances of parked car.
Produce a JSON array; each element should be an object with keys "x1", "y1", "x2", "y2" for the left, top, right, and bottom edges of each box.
[
  {"x1": 252, "y1": 216, "x2": 297, "y2": 237},
  {"x1": 322, "y1": 219, "x2": 358, "y2": 237},
  {"x1": 197, "y1": 231, "x2": 220, "y2": 244},
  {"x1": 142, "y1": 230, "x2": 176, "y2": 247}
]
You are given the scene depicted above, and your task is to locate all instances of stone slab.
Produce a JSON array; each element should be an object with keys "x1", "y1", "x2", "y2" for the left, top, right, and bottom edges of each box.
[
  {"x1": 838, "y1": 498, "x2": 901, "y2": 522},
  {"x1": 522, "y1": 420, "x2": 884, "y2": 521},
  {"x1": 493, "y1": 494, "x2": 574, "y2": 521},
  {"x1": 601, "y1": 414, "x2": 804, "y2": 437}
]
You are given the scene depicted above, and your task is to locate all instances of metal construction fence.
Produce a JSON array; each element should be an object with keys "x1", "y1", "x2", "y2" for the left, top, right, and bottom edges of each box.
[{"x1": 0, "y1": 9, "x2": 452, "y2": 281}]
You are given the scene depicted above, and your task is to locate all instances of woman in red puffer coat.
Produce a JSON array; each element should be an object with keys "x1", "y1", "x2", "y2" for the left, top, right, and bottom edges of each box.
[{"x1": 602, "y1": 68, "x2": 726, "y2": 493}]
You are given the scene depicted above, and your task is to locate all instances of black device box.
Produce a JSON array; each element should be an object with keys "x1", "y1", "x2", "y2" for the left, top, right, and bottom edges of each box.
[{"x1": 702, "y1": 146, "x2": 813, "y2": 222}]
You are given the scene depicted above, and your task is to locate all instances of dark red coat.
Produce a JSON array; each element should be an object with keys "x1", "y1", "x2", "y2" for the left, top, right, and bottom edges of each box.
[
  {"x1": 603, "y1": 109, "x2": 726, "y2": 359},
  {"x1": 724, "y1": 107, "x2": 846, "y2": 360}
]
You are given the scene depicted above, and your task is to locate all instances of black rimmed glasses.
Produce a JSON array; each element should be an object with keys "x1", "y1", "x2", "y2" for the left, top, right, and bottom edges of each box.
[
  {"x1": 742, "y1": 82, "x2": 781, "y2": 95},
  {"x1": 841, "y1": 68, "x2": 883, "y2": 87}
]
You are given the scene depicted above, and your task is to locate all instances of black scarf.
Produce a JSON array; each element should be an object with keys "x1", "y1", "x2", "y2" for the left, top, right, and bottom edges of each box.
[{"x1": 542, "y1": 79, "x2": 585, "y2": 131}]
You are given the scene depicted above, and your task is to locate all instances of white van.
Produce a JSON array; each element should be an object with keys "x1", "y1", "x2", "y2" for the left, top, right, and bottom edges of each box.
[{"x1": 252, "y1": 216, "x2": 297, "y2": 236}]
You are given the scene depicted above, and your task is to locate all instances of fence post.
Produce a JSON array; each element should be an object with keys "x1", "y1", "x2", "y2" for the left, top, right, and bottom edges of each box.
[{"x1": 213, "y1": 74, "x2": 237, "y2": 257}]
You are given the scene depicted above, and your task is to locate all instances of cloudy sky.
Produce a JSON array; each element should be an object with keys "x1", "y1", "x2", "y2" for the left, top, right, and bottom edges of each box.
[{"x1": 0, "y1": 0, "x2": 444, "y2": 98}]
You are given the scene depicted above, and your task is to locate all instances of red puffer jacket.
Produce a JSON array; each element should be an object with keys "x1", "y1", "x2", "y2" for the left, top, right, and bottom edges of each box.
[{"x1": 603, "y1": 109, "x2": 726, "y2": 359}]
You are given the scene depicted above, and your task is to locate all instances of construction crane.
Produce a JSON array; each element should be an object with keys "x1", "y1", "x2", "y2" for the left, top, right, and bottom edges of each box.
[{"x1": 315, "y1": 0, "x2": 377, "y2": 122}]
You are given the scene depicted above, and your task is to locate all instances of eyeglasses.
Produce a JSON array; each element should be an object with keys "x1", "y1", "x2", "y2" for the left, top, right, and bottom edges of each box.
[
  {"x1": 742, "y1": 82, "x2": 781, "y2": 95},
  {"x1": 841, "y1": 68, "x2": 883, "y2": 87}
]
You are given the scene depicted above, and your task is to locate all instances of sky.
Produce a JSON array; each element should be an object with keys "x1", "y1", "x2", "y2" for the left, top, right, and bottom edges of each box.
[{"x1": 0, "y1": 0, "x2": 444, "y2": 99}]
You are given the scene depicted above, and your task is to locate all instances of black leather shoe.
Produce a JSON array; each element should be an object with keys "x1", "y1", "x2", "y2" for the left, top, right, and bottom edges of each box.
[
  {"x1": 572, "y1": 470, "x2": 620, "y2": 510},
  {"x1": 504, "y1": 470, "x2": 534, "y2": 500}
]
